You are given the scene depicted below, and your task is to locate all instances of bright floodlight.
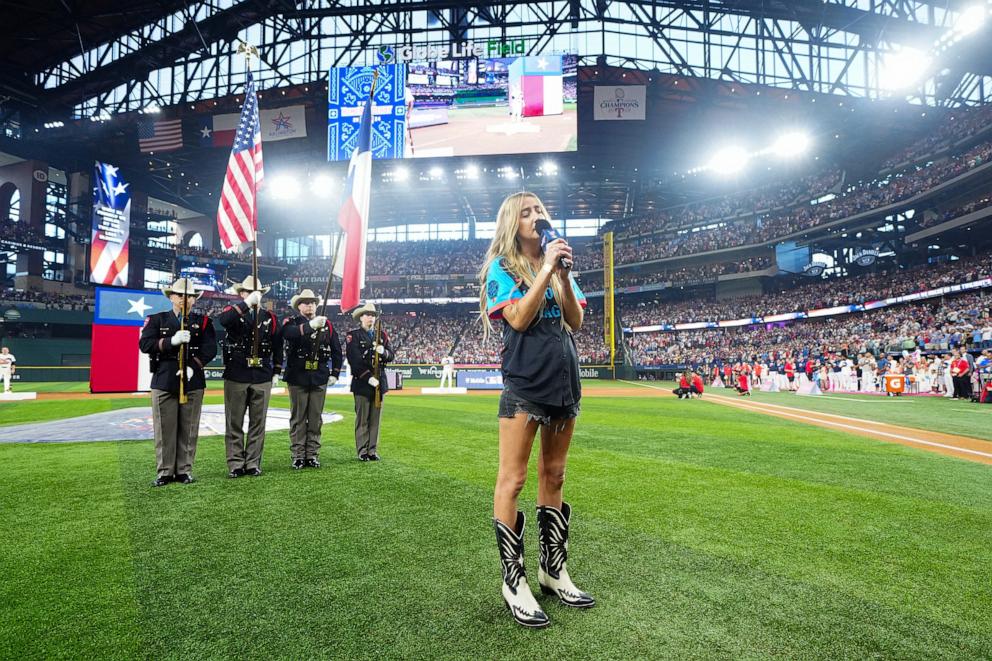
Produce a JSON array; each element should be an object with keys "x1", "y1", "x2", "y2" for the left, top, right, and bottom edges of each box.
[
  {"x1": 392, "y1": 167, "x2": 409, "y2": 181},
  {"x1": 463, "y1": 164, "x2": 480, "y2": 179},
  {"x1": 880, "y1": 48, "x2": 931, "y2": 90},
  {"x1": 429, "y1": 166, "x2": 444, "y2": 178},
  {"x1": 772, "y1": 132, "x2": 811, "y2": 158},
  {"x1": 503, "y1": 166, "x2": 519, "y2": 179},
  {"x1": 311, "y1": 174, "x2": 335, "y2": 197},
  {"x1": 708, "y1": 146, "x2": 750, "y2": 175},
  {"x1": 269, "y1": 175, "x2": 300, "y2": 199},
  {"x1": 954, "y1": 5, "x2": 987, "y2": 35},
  {"x1": 542, "y1": 160, "x2": 558, "y2": 174}
]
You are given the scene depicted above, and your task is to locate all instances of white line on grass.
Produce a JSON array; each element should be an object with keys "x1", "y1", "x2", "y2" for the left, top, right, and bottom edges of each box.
[{"x1": 622, "y1": 380, "x2": 992, "y2": 460}]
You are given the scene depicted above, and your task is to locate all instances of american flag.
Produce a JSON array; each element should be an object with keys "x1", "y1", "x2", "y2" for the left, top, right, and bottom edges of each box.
[
  {"x1": 216, "y1": 71, "x2": 264, "y2": 249},
  {"x1": 137, "y1": 118, "x2": 183, "y2": 153}
]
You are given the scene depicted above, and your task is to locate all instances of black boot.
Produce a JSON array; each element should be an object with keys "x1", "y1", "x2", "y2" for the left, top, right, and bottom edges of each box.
[
  {"x1": 537, "y1": 502, "x2": 596, "y2": 608},
  {"x1": 493, "y1": 512, "x2": 550, "y2": 628}
]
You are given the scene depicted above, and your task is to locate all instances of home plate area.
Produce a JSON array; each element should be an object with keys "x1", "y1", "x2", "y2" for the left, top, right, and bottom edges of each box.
[{"x1": 0, "y1": 405, "x2": 344, "y2": 443}]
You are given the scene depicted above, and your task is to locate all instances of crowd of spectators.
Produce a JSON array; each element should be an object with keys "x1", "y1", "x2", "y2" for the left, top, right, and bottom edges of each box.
[
  {"x1": 0, "y1": 218, "x2": 50, "y2": 248},
  {"x1": 1, "y1": 289, "x2": 93, "y2": 310},
  {"x1": 880, "y1": 104, "x2": 992, "y2": 170},
  {"x1": 622, "y1": 252, "x2": 992, "y2": 328},
  {"x1": 600, "y1": 129, "x2": 992, "y2": 264},
  {"x1": 628, "y1": 289, "x2": 992, "y2": 368}
]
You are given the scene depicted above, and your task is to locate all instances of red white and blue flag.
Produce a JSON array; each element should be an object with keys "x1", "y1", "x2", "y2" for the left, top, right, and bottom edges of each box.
[
  {"x1": 216, "y1": 71, "x2": 264, "y2": 250},
  {"x1": 90, "y1": 287, "x2": 173, "y2": 393},
  {"x1": 333, "y1": 86, "x2": 373, "y2": 313}
]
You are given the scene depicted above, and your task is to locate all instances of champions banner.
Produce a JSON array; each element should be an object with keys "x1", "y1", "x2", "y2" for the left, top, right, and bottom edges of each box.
[{"x1": 90, "y1": 162, "x2": 131, "y2": 286}]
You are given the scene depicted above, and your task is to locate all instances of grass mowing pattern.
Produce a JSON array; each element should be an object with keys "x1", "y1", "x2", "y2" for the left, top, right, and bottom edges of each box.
[{"x1": 1, "y1": 392, "x2": 990, "y2": 658}]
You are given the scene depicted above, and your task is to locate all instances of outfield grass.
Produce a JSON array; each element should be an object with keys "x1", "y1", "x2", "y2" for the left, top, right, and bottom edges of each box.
[{"x1": 1, "y1": 390, "x2": 990, "y2": 659}]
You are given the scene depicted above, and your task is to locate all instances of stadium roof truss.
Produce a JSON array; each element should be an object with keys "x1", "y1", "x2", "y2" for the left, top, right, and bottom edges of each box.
[{"x1": 5, "y1": 0, "x2": 991, "y2": 120}]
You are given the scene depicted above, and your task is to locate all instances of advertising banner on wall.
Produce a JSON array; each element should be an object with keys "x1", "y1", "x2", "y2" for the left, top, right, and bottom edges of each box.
[{"x1": 89, "y1": 161, "x2": 131, "y2": 286}]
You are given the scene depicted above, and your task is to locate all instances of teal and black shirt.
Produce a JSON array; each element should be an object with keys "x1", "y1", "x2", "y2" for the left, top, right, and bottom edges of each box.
[{"x1": 485, "y1": 258, "x2": 587, "y2": 407}]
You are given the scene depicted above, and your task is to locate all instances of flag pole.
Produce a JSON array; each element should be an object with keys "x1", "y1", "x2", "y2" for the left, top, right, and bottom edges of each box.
[{"x1": 239, "y1": 41, "x2": 263, "y2": 368}]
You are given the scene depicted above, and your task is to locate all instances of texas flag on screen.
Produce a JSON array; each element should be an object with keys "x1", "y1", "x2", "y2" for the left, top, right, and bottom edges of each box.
[
  {"x1": 90, "y1": 287, "x2": 173, "y2": 393},
  {"x1": 507, "y1": 55, "x2": 563, "y2": 117}
]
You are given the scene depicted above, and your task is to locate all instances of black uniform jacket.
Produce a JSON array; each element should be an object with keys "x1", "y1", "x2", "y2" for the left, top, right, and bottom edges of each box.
[
  {"x1": 282, "y1": 315, "x2": 344, "y2": 388},
  {"x1": 218, "y1": 301, "x2": 284, "y2": 384},
  {"x1": 345, "y1": 326, "x2": 395, "y2": 398},
  {"x1": 139, "y1": 310, "x2": 217, "y2": 393}
]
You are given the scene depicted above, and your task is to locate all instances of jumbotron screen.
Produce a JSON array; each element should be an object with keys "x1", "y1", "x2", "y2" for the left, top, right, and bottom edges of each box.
[{"x1": 328, "y1": 54, "x2": 577, "y2": 161}]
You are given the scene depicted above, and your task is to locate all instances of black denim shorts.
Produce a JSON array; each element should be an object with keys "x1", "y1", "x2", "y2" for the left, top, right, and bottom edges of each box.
[{"x1": 498, "y1": 387, "x2": 580, "y2": 426}]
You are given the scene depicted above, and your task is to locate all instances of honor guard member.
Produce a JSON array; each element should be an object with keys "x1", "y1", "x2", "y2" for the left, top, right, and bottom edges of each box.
[
  {"x1": 139, "y1": 278, "x2": 217, "y2": 487},
  {"x1": 219, "y1": 276, "x2": 284, "y2": 478},
  {"x1": 345, "y1": 302, "x2": 395, "y2": 461},
  {"x1": 282, "y1": 289, "x2": 343, "y2": 469},
  {"x1": 0, "y1": 347, "x2": 16, "y2": 394}
]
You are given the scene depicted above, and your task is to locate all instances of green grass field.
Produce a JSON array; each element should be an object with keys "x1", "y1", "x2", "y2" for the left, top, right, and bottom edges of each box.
[{"x1": 1, "y1": 384, "x2": 990, "y2": 659}]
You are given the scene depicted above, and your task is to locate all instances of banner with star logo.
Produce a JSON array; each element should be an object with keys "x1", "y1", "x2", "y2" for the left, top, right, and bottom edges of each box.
[
  {"x1": 206, "y1": 105, "x2": 307, "y2": 147},
  {"x1": 89, "y1": 161, "x2": 131, "y2": 286},
  {"x1": 91, "y1": 286, "x2": 174, "y2": 392}
]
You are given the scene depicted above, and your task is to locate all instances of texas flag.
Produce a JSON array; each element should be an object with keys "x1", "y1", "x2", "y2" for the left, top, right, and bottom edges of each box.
[
  {"x1": 90, "y1": 287, "x2": 173, "y2": 393},
  {"x1": 332, "y1": 88, "x2": 373, "y2": 313},
  {"x1": 507, "y1": 55, "x2": 563, "y2": 117}
]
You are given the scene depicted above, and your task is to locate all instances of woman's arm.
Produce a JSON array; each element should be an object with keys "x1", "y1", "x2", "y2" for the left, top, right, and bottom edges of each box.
[
  {"x1": 558, "y1": 273, "x2": 583, "y2": 331},
  {"x1": 502, "y1": 264, "x2": 554, "y2": 332}
]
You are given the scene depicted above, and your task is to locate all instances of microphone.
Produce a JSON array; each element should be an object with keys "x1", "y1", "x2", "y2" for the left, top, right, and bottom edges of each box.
[{"x1": 535, "y1": 218, "x2": 572, "y2": 270}]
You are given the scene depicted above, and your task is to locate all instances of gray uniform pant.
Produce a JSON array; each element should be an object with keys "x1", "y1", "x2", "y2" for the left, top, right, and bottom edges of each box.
[
  {"x1": 224, "y1": 380, "x2": 272, "y2": 471},
  {"x1": 151, "y1": 388, "x2": 204, "y2": 478},
  {"x1": 354, "y1": 394, "x2": 382, "y2": 458},
  {"x1": 289, "y1": 384, "x2": 326, "y2": 460}
]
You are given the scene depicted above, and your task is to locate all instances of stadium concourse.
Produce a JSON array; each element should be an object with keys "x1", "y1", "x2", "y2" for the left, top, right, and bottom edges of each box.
[{"x1": 3, "y1": 1, "x2": 992, "y2": 658}]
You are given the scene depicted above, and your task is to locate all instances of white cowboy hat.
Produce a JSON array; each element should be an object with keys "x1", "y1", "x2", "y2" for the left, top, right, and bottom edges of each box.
[
  {"x1": 351, "y1": 302, "x2": 380, "y2": 320},
  {"x1": 290, "y1": 289, "x2": 322, "y2": 309},
  {"x1": 226, "y1": 275, "x2": 270, "y2": 295},
  {"x1": 161, "y1": 277, "x2": 203, "y2": 300}
]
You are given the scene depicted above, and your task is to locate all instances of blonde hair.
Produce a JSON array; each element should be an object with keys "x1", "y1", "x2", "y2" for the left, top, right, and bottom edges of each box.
[{"x1": 478, "y1": 191, "x2": 569, "y2": 340}]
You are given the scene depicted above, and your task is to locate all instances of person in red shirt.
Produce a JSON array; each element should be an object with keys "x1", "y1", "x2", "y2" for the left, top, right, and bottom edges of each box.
[
  {"x1": 736, "y1": 371, "x2": 751, "y2": 396},
  {"x1": 674, "y1": 371, "x2": 693, "y2": 399},
  {"x1": 722, "y1": 364, "x2": 732, "y2": 387},
  {"x1": 691, "y1": 371, "x2": 705, "y2": 398},
  {"x1": 784, "y1": 359, "x2": 796, "y2": 390},
  {"x1": 951, "y1": 350, "x2": 971, "y2": 399}
]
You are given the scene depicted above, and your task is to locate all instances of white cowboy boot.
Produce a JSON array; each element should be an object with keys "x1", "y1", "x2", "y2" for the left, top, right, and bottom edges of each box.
[
  {"x1": 537, "y1": 502, "x2": 596, "y2": 608},
  {"x1": 493, "y1": 512, "x2": 550, "y2": 628}
]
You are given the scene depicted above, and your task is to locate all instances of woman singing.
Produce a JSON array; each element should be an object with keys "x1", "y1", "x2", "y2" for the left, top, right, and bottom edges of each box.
[{"x1": 478, "y1": 191, "x2": 595, "y2": 628}]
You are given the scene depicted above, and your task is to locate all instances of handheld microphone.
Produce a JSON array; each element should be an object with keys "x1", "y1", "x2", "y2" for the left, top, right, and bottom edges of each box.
[{"x1": 535, "y1": 218, "x2": 572, "y2": 270}]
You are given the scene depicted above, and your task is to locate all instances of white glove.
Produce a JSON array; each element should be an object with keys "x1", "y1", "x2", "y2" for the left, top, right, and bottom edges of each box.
[
  {"x1": 375, "y1": 344, "x2": 385, "y2": 355},
  {"x1": 327, "y1": 376, "x2": 338, "y2": 386},
  {"x1": 309, "y1": 315, "x2": 327, "y2": 330},
  {"x1": 272, "y1": 375, "x2": 280, "y2": 387},
  {"x1": 368, "y1": 376, "x2": 380, "y2": 388},
  {"x1": 176, "y1": 366, "x2": 193, "y2": 380},
  {"x1": 245, "y1": 291, "x2": 262, "y2": 307},
  {"x1": 171, "y1": 330, "x2": 191, "y2": 345}
]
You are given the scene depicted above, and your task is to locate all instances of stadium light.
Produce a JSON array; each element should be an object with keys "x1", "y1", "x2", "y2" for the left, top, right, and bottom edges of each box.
[
  {"x1": 269, "y1": 175, "x2": 300, "y2": 199},
  {"x1": 541, "y1": 160, "x2": 558, "y2": 175},
  {"x1": 392, "y1": 167, "x2": 409, "y2": 182},
  {"x1": 708, "y1": 146, "x2": 750, "y2": 175},
  {"x1": 879, "y1": 48, "x2": 931, "y2": 90},
  {"x1": 954, "y1": 5, "x2": 987, "y2": 36},
  {"x1": 772, "y1": 132, "x2": 811, "y2": 158},
  {"x1": 311, "y1": 174, "x2": 335, "y2": 197},
  {"x1": 502, "y1": 166, "x2": 519, "y2": 179},
  {"x1": 463, "y1": 164, "x2": 480, "y2": 179},
  {"x1": 429, "y1": 166, "x2": 444, "y2": 178}
]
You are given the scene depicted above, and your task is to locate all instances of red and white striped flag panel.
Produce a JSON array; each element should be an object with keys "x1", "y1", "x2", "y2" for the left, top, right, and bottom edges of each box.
[{"x1": 216, "y1": 72, "x2": 264, "y2": 250}]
